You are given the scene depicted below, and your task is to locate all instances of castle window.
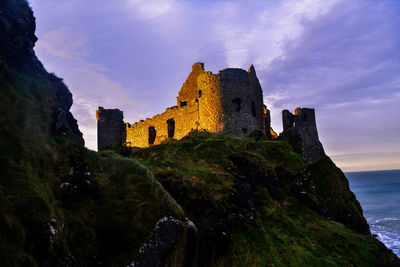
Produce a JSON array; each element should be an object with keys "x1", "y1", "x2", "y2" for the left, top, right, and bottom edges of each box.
[
  {"x1": 303, "y1": 113, "x2": 308, "y2": 121},
  {"x1": 242, "y1": 127, "x2": 248, "y2": 134},
  {"x1": 180, "y1": 101, "x2": 187, "y2": 107},
  {"x1": 198, "y1": 90, "x2": 202, "y2": 98},
  {"x1": 251, "y1": 101, "x2": 256, "y2": 117},
  {"x1": 232, "y1": 98, "x2": 241, "y2": 112},
  {"x1": 167, "y1": 118, "x2": 175, "y2": 138},
  {"x1": 148, "y1": 126, "x2": 156, "y2": 145}
]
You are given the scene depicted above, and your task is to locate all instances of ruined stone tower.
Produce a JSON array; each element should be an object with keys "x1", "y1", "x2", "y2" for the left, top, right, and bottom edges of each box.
[
  {"x1": 197, "y1": 64, "x2": 264, "y2": 135},
  {"x1": 279, "y1": 107, "x2": 325, "y2": 164},
  {"x1": 96, "y1": 107, "x2": 126, "y2": 150}
]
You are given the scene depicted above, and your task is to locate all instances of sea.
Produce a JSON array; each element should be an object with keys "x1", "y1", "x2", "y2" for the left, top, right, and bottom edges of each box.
[{"x1": 345, "y1": 169, "x2": 400, "y2": 257}]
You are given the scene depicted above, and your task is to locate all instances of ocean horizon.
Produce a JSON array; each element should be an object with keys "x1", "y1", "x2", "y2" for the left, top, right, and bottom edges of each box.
[{"x1": 346, "y1": 169, "x2": 400, "y2": 257}]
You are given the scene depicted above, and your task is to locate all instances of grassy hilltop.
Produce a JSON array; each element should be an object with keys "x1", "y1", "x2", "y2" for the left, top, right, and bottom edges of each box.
[{"x1": 0, "y1": 0, "x2": 399, "y2": 266}]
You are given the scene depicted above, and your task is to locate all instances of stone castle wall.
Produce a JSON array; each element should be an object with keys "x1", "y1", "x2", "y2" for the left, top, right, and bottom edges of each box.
[
  {"x1": 126, "y1": 102, "x2": 199, "y2": 147},
  {"x1": 177, "y1": 63, "x2": 205, "y2": 106},
  {"x1": 98, "y1": 62, "x2": 266, "y2": 149}
]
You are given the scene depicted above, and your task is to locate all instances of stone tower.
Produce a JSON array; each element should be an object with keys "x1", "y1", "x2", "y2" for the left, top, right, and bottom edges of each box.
[
  {"x1": 280, "y1": 107, "x2": 325, "y2": 164},
  {"x1": 197, "y1": 64, "x2": 265, "y2": 136},
  {"x1": 96, "y1": 107, "x2": 126, "y2": 150}
]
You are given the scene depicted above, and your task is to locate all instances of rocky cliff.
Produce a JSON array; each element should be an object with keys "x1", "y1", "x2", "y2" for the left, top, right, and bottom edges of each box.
[{"x1": 0, "y1": 0, "x2": 399, "y2": 266}]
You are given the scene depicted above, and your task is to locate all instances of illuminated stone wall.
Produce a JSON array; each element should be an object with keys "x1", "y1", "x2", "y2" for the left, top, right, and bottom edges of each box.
[
  {"x1": 126, "y1": 101, "x2": 199, "y2": 147},
  {"x1": 177, "y1": 62, "x2": 205, "y2": 106},
  {"x1": 100, "y1": 62, "x2": 267, "y2": 148}
]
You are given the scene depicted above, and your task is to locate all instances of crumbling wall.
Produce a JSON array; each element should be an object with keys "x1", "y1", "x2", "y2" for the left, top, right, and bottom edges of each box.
[
  {"x1": 177, "y1": 62, "x2": 205, "y2": 107},
  {"x1": 126, "y1": 102, "x2": 199, "y2": 147},
  {"x1": 279, "y1": 107, "x2": 325, "y2": 164},
  {"x1": 96, "y1": 107, "x2": 126, "y2": 150},
  {"x1": 98, "y1": 63, "x2": 267, "y2": 149}
]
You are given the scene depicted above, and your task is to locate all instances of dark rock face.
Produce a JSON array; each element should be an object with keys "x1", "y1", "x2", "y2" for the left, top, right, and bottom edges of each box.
[
  {"x1": 279, "y1": 107, "x2": 325, "y2": 164},
  {"x1": 128, "y1": 217, "x2": 198, "y2": 267},
  {"x1": 0, "y1": 0, "x2": 41, "y2": 73},
  {"x1": 96, "y1": 106, "x2": 126, "y2": 150},
  {"x1": 0, "y1": 0, "x2": 83, "y2": 144}
]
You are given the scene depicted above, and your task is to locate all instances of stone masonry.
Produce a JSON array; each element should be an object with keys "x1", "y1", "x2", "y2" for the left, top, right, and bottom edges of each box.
[
  {"x1": 96, "y1": 107, "x2": 126, "y2": 150},
  {"x1": 279, "y1": 107, "x2": 325, "y2": 164},
  {"x1": 96, "y1": 63, "x2": 267, "y2": 149}
]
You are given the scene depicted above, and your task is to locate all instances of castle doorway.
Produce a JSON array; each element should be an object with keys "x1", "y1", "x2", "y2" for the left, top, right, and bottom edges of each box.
[
  {"x1": 167, "y1": 118, "x2": 175, "y2": 138},
  {"x1": 148, "y1": 126, "x2": 156, "y2": 145}
]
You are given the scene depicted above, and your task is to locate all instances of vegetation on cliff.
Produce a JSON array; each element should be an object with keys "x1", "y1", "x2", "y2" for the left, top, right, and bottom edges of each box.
[
  {"x1": 0, "y1": 0, "x2": 399, "y2": 266},
  {"x1": 131, "y1": 131, "x2": 398, "y2": 266}
]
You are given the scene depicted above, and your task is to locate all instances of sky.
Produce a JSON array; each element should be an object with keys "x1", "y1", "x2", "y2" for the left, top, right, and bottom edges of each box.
[{"x1": 28, "y1": 0, "x2": 400, "y2": 172}]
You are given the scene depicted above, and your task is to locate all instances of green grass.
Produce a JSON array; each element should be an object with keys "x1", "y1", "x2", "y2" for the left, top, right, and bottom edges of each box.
[{"x1": 131, "y1": 131, "x2": 399, "y2": 266}]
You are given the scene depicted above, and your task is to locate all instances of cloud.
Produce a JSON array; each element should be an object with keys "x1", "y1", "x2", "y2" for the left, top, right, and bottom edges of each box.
[
  {"x1": 126, "y1": 0, "x2": 177, "y2": 19},
  {"x1": 35, "y1": 25, "x2": 143, "y2": 150},
  {"x1": 36, "y1": 26, "x2": 90, "y2": 60}
]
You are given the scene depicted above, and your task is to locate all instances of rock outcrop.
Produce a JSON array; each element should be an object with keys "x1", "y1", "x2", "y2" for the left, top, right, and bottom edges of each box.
[{"x1": 128, "y1": 217, "x2": 198, "y2": 267}]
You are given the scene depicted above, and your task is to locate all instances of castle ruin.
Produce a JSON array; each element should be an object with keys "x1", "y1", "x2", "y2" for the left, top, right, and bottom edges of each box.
[{"x1": 96, "y1": 62, "x2": 325, "y2": 164}]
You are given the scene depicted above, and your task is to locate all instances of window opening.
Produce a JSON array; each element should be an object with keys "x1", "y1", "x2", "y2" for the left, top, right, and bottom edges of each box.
[
  {"x1": 232, "y1": 98, "x2": 241, "y2": 112},
  {"x1": 148, "y1": 126, "x2": 156, "y2": 145},
  {"x1": 251, "y1": 101, "x2": 256, "y2": 117},
  {"x1": 167, "y1": 118, "x2": 175, "y2": 138}
]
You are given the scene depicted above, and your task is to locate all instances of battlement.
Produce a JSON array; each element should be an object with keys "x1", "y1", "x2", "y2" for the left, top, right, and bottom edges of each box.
[{"x1": 283, "y1": 107, "x2": 317, "y2": 131}]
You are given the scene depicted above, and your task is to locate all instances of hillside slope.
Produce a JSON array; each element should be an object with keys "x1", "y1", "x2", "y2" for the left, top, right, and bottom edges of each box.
[
  {"x1": 0, "y1": 0, "x2": 399, "y2": 266},
  {"x1": 131, "y1": 132, "x2": 399, "y2": 266}
]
